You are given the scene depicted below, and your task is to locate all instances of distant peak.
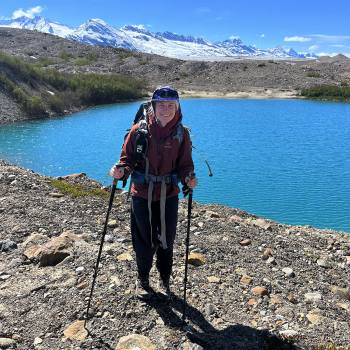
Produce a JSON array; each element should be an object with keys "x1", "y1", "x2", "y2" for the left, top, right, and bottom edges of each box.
[
  {"x1": 88, "y1": 18, "x2": 108, "y2": 25},
  {"x1": 122, "y1": 24, "x2": 149, "y2": 33}
]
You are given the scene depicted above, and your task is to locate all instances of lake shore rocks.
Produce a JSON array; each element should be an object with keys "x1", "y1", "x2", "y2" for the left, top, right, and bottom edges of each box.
[{"x1": 0, "y1": 159, "x2": 349, "y2": 349}]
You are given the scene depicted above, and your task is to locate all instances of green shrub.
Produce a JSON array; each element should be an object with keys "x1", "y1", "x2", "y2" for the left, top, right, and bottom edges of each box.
[
  {"x1": 301, "y1": 85, "x2": 350, "y2": 101},
  {"x1": 306, "y1": 71, "x2": 321, "y2": 78},
  {"x1": 114, "y1": 48, "x2": 134, "y2": 60},
  {"x1": 37, "y1": 57, "x2": 55, "y2": 67},
  {"x1": 24, "y1": 96, "x2": 47, "y2": 116},
  {"x1": 75, "y1": 58, "x2": 92, "y2": 66},
  {"x1": 59, "y1": 50, "x2": 74, "y2": 61},
  {"x1": 86, "y1": 52, "x2": 98, "y2": 62},
  {"x1": 47, "y1": 95, "x2": 65, "y2": 113},
  {"x1": 0, "y1": 50, "x2": 147, "y2": 115}
]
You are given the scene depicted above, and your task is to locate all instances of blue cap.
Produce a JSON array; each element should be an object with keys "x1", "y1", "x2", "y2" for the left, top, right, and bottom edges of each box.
[{"x1": 151, "y1": 86, "x2": 179, "y2": 102}]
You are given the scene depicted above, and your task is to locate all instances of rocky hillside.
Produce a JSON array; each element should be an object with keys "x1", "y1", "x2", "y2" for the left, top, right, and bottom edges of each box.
[
  {"x1": 0, "y1": 159, "x2": 349, "y2": 349},
  {"x1": 1, "y1": 27, "x2": 350, "y2": 124}
]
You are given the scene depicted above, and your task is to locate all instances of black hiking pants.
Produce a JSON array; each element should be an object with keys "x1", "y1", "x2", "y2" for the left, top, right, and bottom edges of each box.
[{"x1": 131, "y1": 195, "x2": 179, "y2": 281}]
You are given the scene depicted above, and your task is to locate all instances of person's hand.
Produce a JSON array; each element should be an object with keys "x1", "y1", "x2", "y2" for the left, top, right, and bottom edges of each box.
[
  {"x1": 185, "y1": 175, "x2": 198, "y2": 189},
  {"x1": 109, "y1": 165, "x2": 124, "y2": 180}
]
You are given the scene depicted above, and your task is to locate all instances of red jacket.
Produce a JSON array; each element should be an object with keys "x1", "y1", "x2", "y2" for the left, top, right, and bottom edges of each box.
[{"x1": 118, "y1": 107, "x2": 194, "y2": 201}]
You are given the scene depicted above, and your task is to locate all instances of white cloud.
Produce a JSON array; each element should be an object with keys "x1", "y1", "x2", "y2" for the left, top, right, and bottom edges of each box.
[
  {"x1": 310, "y1": 34, "x2": 350, "y2": 43},
  {"x1": 260, "y1": 33, "x2": 265, "y2": 38},
  {"x1": 284, "y1": 36, "x2": 312, "y2": 42},
  {"x1": 12, "y1": 6, "x2": 43, "y2": 19},
  {"x1": 308, "y1": 45, "x2": 319, "y2": 51},
  {"x1": 229, "y1": 35, "x2": 240, "y2": 40},
  {"x1": 330, "y1": 44, "x2": 346, "y2": 48}
]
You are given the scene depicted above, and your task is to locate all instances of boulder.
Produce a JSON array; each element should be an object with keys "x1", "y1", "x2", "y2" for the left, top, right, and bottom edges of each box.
[
  {"x1": 239, "y1": 239, "x2": 252, "y2": 246},
  {"x1": 251, "y1": 218, "x2": 272, "y2": 231},
  {"x1": 204, "y1": 210, "x2": 220, "y2": 219},
  {"x1": 0, "y1": 338, "x2": 16, "y2": 348},
  {"x1": 24, "y1": 231, "x2": 82, "y2": 266},
  {"x1": 108, "y1": 220, "x2": 118, "y2": 228},
  {"x1": 282, "y1": 267, "x2": 295, "y2": 278},
  {"x1": 60, "y1": 173, "x2": 86, "y2": 179},
  {"x1": 304, "y1": 292, "x2": 322, "y2": 303},
  {"x1": 183, "y1": 341, "x2": 204, "y2": 350},
  {"x1": 188, "y1": 252, "x2": 206, "y2": 266},
  {"x1": 22, "y1": 233, "x2": 48, "y2": 248},
  {"x1": 0, "y1": 239, "x2": 17, "y2": 252},
  {"x1": 247, "y1": 298, "x2": 257, "y2": 306},
  {"x1": 330, "y1": 286, "x2": 350, "y2": 301},
  {"x1": 116, "y1": 252, "x2": 133, "y2": 261},
  {"x1": 251, "y1": 286, "x2": 269, "y2": 296},
  {"x1": 49, "y1": 192, "x2": 64, "y2": 198},
  {"x1": 306, "y1": 310, "x2": 323, "y2": 325},
  {"x1": 279, "y1": 330, "x2": 298, "y2": 338},
  {"x1": 207, "y1": 276, "x2": 221, "y2": 283},
  {"x1": 266, "y1": 257, "x2": 277, "y2": 265},
  {"x1": 115, "y1": 334, "x2": 156, "y2": 350},
  {"x1": 317, "y1": 258, "x2": 329, "y2": 268},
  {"x1": 262, "y1": 248, "x2": 273, "y2": 260},
  {"x1": 63, "y1": 320, "x2": 88, "y2": 342},
  {"x1": 240, "y1": 275, "x2": 253, "y2": 285}
]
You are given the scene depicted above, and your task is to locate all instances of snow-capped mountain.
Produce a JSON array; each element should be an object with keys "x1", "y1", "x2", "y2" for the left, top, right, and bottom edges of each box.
[
  {"x1": 68, "y1": 19, "x2": 135, "y2": 50},
  {"x1": 0, "y1": 15, "x2": 74, "y2": 37},
  {"x1": 0, "y1": 15, "x2": 317, "y2": 60}
]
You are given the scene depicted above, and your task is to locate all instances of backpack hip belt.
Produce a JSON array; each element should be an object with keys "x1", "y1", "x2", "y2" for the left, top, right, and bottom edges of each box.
[{"x1": 131, "y1": 171, "x2": 179, "y2": 185}]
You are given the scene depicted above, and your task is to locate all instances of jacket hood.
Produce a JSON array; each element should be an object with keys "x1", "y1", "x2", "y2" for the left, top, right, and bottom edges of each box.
[{"x1": 147, "y1": 104, "x2": 182, "y2": 141}]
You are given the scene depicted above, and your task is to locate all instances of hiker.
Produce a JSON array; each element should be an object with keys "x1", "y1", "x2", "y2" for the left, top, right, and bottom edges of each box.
[{"x1": 109, "y1": 86, "x2": 197, "y2": 297}]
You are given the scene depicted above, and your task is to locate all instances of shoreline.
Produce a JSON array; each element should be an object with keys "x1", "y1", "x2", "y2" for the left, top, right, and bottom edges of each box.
[
  {"x1": 1, "y1": 158, "x2": 349, "y2": 235},
  {"x1": 180, "y1": 88, "x2": 301, "y2": 99},
  {"x1": 0, "y1": 89, "x2": 300, "y2": 126}
]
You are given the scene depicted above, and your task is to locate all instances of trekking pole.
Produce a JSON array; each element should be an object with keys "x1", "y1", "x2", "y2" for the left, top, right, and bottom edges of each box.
[
  {"x1": 182, "y1": 183, "x2": 193, "y2": 326},
  {"x1": 84, "y1": 177, "x2": 125, "y2": 327}
]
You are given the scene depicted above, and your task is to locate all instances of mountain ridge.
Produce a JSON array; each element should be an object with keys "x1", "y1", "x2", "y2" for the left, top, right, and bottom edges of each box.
[{"x1": 0, "y1": 15, "x2": 318, "y2": 60}]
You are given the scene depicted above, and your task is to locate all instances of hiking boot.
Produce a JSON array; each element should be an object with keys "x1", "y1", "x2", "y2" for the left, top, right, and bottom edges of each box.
[
  {"x1": 158, "y1": 277, "x2": 171, "y2": 299},
  {"x1": 135, "y1": 277, "x2": 154, "y2": 299}
]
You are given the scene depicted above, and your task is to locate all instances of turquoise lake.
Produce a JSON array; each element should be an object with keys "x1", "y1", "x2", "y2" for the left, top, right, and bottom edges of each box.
[{"x1": 0, "y1": 98, "x2": 349, "y2": 232}]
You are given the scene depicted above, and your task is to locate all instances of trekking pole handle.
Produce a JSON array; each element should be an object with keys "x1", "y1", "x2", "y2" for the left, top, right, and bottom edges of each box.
[
  {"x1": 182, "y1": 172, "x2": 195, "y2": 197},
  {"x1": 109, "y1": 164, "x2": 127, "y2": 188}
]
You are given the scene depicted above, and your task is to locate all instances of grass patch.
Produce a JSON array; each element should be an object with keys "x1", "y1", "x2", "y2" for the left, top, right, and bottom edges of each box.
[
  {"x1": 0, "y1": 73, "x2": 47, "y2": 116},
  {"x1": 114, "y1": 48, "x2": 134, "y2": 60},
  {"x1": 36, "y1": 57, "x2": 55, "y2": 67},
  {"x1": 306, "y1": 71, "x2": 321, "y2": 78},
  {"x1": 75, "y1": 57, "x2": 92, "y2": 66},
  {"x1": 301, "y1": 85, "x2": 350, "y2": 101},
  {"x1": 0, "y1": 50, "x2": 147, "y2": 116},
  {"x1": 49, "y1": 179, "x2": 109, "y2": 199},
  {"x1": 59, "y1": 50, "x2": 74, "y2": 61}
]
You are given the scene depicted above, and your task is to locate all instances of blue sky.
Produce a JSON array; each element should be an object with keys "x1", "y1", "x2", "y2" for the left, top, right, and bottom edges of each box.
[{"x1": 1, "y1": 0, "x2": 350, "y2": 56}]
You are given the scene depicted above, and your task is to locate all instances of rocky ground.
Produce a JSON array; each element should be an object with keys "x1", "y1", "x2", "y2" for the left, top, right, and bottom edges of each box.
[
  {"x1": 1, "y1": 27, "x2": 350, "y2": 124},
  {"x1": 0, "y1": 159, "x2": 350, "y2": 350}
]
